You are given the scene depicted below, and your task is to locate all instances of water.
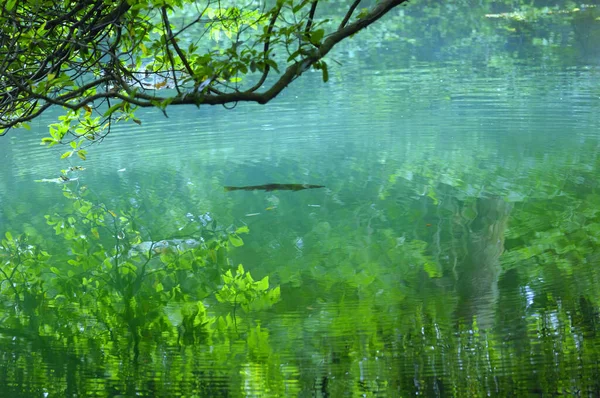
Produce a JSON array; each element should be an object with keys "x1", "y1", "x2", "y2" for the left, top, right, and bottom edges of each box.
[{"x1": 1, "y1": 56, "x2": 600, "y2": 395}]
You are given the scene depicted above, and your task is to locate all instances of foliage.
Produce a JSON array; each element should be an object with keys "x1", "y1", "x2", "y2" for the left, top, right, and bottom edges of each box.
[
  {"x1": 0, "y1": 1, "x2": 599, "y2": 395},
  {"x1": 0, "y1": 0, "x2": 408, "y2": 150},
  {"x1": 0, "y1": 176, "x2": 279, "y2": 366},
  {"x1": 216, "y1": 263, "x2": 280, "y2": 312}
]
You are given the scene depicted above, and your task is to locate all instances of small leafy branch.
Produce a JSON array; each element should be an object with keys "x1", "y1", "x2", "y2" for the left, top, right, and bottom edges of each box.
[{"x1": 216, "y1": 263, "x2": 281, "y2": 329}]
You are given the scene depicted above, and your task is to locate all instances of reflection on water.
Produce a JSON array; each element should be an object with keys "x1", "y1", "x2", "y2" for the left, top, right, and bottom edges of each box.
[{"x1": 1, "y1": 56, "x2": 600, "y2": 396}]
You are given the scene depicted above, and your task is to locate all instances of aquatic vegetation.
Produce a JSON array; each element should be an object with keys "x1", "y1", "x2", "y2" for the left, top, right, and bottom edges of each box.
[{"x1": 0, "y1": 179, "x2": 280, "y2": 366}]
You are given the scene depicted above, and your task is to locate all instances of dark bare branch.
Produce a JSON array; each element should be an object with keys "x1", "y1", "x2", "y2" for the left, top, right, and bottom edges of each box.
[
  {"x1": 304, "y1": 0, "x2": 319, "y2": 33},
  {"x1": 245, "y1": 3, "x2": 283, "y2": 93},
  {"x1": 339, "y1": 0, "x2": 362, "y2": 30}
]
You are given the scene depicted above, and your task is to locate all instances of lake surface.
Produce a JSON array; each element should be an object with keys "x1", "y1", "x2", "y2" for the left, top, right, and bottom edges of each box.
[{"x1": 1, "y1": 50, "x2": 600, "y2": 396}]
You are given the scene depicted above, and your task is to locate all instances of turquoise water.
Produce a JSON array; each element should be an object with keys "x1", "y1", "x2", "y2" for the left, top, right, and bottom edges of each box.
[{"x1": 1, "y1": 57, "x2": 600, "y2": 396}]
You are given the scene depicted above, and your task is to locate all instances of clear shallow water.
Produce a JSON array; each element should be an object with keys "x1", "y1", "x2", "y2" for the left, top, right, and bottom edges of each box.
[{"x1": 1, "y1": 58, "x2": 600, "y2": 396}]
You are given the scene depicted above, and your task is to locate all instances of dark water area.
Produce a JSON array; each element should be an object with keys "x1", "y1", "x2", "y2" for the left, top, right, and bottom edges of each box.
[{"x1": 1, "y1": 11, "x2": 600, "y2": 398}]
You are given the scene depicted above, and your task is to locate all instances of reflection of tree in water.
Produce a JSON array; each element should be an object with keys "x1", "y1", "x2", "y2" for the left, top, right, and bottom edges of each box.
[{"x1": 453, "y1": 197, "x2": 513, "y2": 329}]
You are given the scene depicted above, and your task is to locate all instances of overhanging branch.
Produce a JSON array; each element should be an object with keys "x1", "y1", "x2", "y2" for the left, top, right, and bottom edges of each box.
[
  {"x1": 0, "y1": 0, "x2": 408, "y2": 132},
  {"x1": 148, "y1": 0, "x2": 408, "y2": 107}
]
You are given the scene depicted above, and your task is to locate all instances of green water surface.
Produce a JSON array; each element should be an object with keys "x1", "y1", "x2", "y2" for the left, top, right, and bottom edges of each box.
[{"x1": 1, "y1": 37, "x2": 600, "y2": 398}]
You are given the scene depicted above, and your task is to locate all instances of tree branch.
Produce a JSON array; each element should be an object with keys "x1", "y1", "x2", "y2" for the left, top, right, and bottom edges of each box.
[
  {"x1": 161, "y1": 7, "x2": 181, "y2": 94},
  {"x1": 304, "y1": 0, "x2": 319, "y2": 34},
  {"x1": 0, "y1": 0, "x2": 407, "y2": 132},
  {"x1": 163, "y1": 13, "x2": 196, "y2": 87},
  {"x1": 245, "y1": 3, "x2": 283, "y2": 93},
  {"x1": 173, "y1": 0, "x2": 407, "y2": 106},
  {"x1": 339, "y1": 0, "x2": 362, "y2": 30}
]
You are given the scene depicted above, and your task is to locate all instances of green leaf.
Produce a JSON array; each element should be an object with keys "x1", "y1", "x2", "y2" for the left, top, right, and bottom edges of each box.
[
  {"x1": 41, "y1": 137, "x2": 56, "y2": 145},
  {"x1": 61, "y1": 151, "x2": 73, "y2": 159},
  {"x1": 356, "y1": 8, "x2": 370, "y2": 19},
  {"x1": 235, "y1": 225, "x2": 249, "y2": 234},
  {"x1": 36, "y1": 22, "x2": 47, "y2": 37},
  {"x1": 5, "y1": 0, "x2": 16, "y2": 11},
  {"x1": 424, "y1": 262, "x2": 442, "y2": 278},
  {"x1": 427, "y1": 186, "x2": 439, "y2": 205},
  {"x1": 256, "y1": 276, "x2": 269, "y2": 291},
  {"x1": 103, "y1": 102, "x2": 124, "y2": 117},
  {"x1": 265, "y1": 59, "x2": 279, "y2": 73},
  {"x1": 229, "y1": 234, "x2": 244, "y2": 247},
  {"x1": 5, "y1": 231, "x2": 13, "y2": 241},
  {"x1": 222, "y1": 269, "x2": 233, "y2": 283},
  {"x1": 287, "y1": 49, "x2": 302, "y2": 62},
  {"x1": 321, "y1": 61, "x2": 329, "y2": 83},
  {"x1": 310, "y1": 29, "x2": 325, "y2": 45}
]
